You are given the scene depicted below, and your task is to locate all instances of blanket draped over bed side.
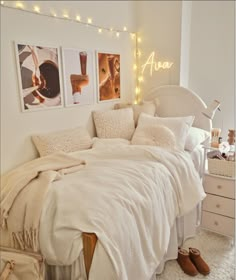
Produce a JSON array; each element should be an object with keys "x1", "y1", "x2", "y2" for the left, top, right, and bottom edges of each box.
[{"x1": 0, "y1": 152, "x2": 86, "y2": 252}]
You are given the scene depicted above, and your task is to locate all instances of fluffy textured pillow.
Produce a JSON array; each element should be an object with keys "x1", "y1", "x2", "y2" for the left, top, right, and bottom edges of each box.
[
  {"x1": 185, "y1": 127, "x2": 210, "y2": 152},
  {"x1": 137, "y1": 113, "x2": 195, "y2": 150},
  {"x1": 131, "y1": 125, "x2": 176, "y2": 149},
  {"x1": 93, "y1": 108, "x2": 135, "y2": 140},
  {"x1": 32, "y1": 127, "x2": 92, "y2": 157},
  {"x1": 114, "y1": 102, "x2": 156, "y2": 126},
  {"x1": 92, "y1": 137, "x2": 130, "y2": 149}
]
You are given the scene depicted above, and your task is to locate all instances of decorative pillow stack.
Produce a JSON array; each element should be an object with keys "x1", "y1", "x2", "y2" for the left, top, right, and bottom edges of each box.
[
  {"x1": 114, "y1": 102, "x2": 156, "y2": 126},
  {"x1": 93, "y1": 108, "x2": 135, "y2": 140},
  {"x1": 32, "y1": 126, "x2": 92, "y2": 157},
  {"x1": 132, "y1": 113, "x2": 195, "y2": 150}
]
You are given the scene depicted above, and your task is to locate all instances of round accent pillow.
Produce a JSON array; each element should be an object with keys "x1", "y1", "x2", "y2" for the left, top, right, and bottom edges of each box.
[{"x1": 131, "y1": 124, "x2": 176, "y2": 150}]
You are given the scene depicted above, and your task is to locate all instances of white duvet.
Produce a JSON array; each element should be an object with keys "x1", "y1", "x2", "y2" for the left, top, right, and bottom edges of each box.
[{"x1": 39, "y1": 145, "x2": 206, "y2": 280}]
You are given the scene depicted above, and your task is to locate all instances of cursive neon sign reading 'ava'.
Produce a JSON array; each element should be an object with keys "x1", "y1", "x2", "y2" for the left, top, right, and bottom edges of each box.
[{"x1": 141, "y1": 51, "x2": 174, "y2": 76}]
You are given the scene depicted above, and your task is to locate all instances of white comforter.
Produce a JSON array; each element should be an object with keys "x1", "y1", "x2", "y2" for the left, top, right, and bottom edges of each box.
[{"x1": 39, "y1": 145, "x2": 206, "y2": 280}]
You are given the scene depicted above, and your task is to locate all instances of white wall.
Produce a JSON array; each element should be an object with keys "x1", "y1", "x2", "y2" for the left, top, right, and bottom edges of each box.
[
  {"x1": 135, "y1": 1, "x2": 182, "y2": 97},
  {"x1": 0, "y1": 1, "x2": 136, "y2": 173},
  {"x1": 181, "y1": 1, "x2": 235, "y2": 139}
]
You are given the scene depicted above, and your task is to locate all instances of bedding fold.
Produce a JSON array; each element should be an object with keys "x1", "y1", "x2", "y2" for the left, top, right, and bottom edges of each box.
[
  {"x1": 0, "y1": 152, "x2": 86, "y2": 251},
  {"x1": 38, "y1": 145, "x2": 206, "y2": 280}
]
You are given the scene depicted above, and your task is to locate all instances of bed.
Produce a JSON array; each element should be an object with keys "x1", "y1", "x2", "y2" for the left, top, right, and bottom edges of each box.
[{"x1": 1, "y1": 85, "x2": 211, "y2": 280}]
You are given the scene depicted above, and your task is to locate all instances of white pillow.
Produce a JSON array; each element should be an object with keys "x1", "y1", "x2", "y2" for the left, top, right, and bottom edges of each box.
[
  {"x1": 185, "y1": 127, "x2": 210, "y2": 152},
  {"x1": 114, "y1": 102, "x2": 156, "y2": 126},
  {"x1": 131, "y1": 125, "x2": 176, "y2": 150},
  {"x1": 137, "y1": 113, "x2": 195, "y2": 150},
  {"x1": 93, "y1": 108, "x2": 135, "y2": 140},
  {"x1": 32, "y1": 127, "x2": 92, "y2": 157},
  {"x1": 92, "y1": 137, "x2": 130, "y2": 149}
]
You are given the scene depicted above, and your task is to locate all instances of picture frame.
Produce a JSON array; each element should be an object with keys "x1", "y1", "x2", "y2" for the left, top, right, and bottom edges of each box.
[
  {"x1": 96, "y1": 51, "x2": 121, "y2": 102},
  {"x1": 14, "y1": 42, "x2": 63, "y2": 112},
  {"x1": 62, "y1": 48, "x2": 95, "y2": 107}
]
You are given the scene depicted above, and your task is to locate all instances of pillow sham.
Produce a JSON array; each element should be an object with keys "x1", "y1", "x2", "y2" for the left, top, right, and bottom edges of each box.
[
  {"x1": 32, "y1": 127, "x2": 92, "y2": 157},
  {"x1": 185, "y1": 127, "x2": 210, "y2": 152},
  {"x1": 93, "y1": 108, "x2": 135, "y2": 140},
  {"x1": 114, "y1": 102, "x2": 156, "y2": 126},
  {"x1": 131, "y1": 124, "x2": 176, "y2": 150},
  {"x1": 137, "y1": 113, "x2": 195, "y2": 150},
  {"x1": 92, "y1": 137, "x2": 130, "y2": 149}
]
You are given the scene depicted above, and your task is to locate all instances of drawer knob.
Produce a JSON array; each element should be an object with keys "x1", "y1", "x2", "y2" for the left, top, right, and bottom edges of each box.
[
  {"x1": 216, "y1": 204, "x2": 221, "y2": 208},
  {"x1": 214, "y1": 221, "x2": 219, "y2": 226},
  {"x1": 217, "y1": 185, "x2": 222, "y2": 189}
]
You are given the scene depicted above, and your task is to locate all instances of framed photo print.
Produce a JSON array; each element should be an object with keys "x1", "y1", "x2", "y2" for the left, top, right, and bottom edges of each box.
[
  {"x1": 15, "y1": 43, "x2": 63, "y2": 112},
  {"x1": 62, "y1": 48, "x2": 95, "y2": 106},
  {"x1": 96, "y1": 51, "x2": 120, "y2": 102}
]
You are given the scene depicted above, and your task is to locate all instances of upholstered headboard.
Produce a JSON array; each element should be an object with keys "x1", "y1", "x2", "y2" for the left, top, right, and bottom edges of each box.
[{"x1": 144, "y1": 85, "x2": 212, "y2": 132}]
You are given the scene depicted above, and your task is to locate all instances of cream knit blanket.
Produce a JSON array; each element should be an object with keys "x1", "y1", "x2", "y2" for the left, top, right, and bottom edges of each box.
[{"x1": 0, "y1": 152, "x2": 86, "y2": 252}]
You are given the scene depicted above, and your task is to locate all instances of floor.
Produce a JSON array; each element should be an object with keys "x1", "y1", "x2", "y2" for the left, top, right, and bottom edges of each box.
[{"x1": 157, "y1": 229, "x2": 234, "y2": 280}]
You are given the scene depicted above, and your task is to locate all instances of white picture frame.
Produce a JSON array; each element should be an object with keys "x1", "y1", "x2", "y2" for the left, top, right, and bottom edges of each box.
[
  {"x1": 14, "y1": 42, "x2": 64, "y2": 112},
  {"x1": 96, "y1": 50, "x2": 121, "y2": 103},
  {"x1": 62, "y1": 47, "x2": 95, "y2": 107}
]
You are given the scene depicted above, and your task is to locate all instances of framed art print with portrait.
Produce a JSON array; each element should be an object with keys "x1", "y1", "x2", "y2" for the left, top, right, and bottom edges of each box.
[{"x1": 96, "y1": 51, "x2": 120, "y2": 102}]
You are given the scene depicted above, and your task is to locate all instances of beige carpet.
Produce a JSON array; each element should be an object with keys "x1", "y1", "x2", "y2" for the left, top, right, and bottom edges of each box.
[{"x1": 157, "y1": 229, "x2": 235, "y2": 280}]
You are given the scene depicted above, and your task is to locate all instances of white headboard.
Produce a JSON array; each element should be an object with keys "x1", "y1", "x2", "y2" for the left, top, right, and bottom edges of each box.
[{"x1": 144, "y1": 85, "x2": 212, "y2": 132}]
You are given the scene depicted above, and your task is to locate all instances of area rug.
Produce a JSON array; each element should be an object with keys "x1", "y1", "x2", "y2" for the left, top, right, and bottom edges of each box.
[{"x1": 157, "y1": 229, "x2": 235, "y2": 280}]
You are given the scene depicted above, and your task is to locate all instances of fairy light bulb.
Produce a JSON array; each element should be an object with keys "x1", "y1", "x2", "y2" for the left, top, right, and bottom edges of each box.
[
  {"x1": 87, "y1": 18, "x2": 92, "y2": 24},
  {"x1": 16, "y1": 2, "x2": 24, "y2": 9},
  {"x1": 98, "y1": 28, "x2": 102, "y2": 34},
  {"x1": 133, "y1": 64, "x2": 137, "y2": 71},
  {"x1": 137, "y1": 37, "x2": 142, "y2": 43},
  {"x1": 63, "y1": 13, "x2": 69, "y2": 19},
  {"x1": 34, "y1": 6, "x2": 40, "y2": 13},
  {"x1": 1, "y1": 1, "x2": 4, "y2": 5},
  {"x1": 76, "y1": 15, "x2": 81, "y2": 21},
  {"x1": 116, "y1": 32, "x2": 120, "y2": 37},
  {"x1": 52, "y1": 12, "x2": 57, "y2": 17},
  {"x1": 123, "y1": 26, "x2": 127, "y2": 31},
  {"x1": 138, "y1": 76, "x2": 144, "y2": 82}
]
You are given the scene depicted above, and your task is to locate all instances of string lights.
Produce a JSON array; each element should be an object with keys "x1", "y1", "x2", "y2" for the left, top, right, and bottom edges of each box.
[{"x1": 1, "y1": 1, "x2": 140, "y2": 103}]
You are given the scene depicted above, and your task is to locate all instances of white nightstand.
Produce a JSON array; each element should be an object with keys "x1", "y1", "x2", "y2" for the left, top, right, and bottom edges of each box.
[{"x1": 201, "y1": 146, "x2": 235, "y2": 237}]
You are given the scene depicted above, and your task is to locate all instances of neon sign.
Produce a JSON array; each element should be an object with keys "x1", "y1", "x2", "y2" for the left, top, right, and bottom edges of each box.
[{"x1": 141, "y1": 51, "x2": 173, "y2": 76}]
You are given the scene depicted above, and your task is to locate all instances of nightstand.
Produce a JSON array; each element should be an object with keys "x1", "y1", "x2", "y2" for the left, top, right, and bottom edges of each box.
[{"x1": 201, "y1": 146, "x2": 235, "y2": 237}]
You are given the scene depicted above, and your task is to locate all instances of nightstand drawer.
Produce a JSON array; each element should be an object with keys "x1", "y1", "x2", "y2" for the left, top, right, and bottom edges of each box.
[
  {"x1": 204, "y1": 175, "x2": 235, "y2": 199},
  {"x1": 202, "y1": 194, "x2": 234, "y2": 218},
  {"x1": 201, "y1": 211, "x2": 234, "y2": 237}
]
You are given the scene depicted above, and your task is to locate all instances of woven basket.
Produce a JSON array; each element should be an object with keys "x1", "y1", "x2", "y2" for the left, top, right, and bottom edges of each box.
[{"x1": 208, "y1": 158, "x2": 235, "y2": 177}]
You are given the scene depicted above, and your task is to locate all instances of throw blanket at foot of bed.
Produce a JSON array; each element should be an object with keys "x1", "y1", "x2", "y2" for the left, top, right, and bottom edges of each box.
[
  {"x1": 0, "y1": 152, "x2": 86, "y2": 251},
  {"x1": 39, "y1": 145, "x2": 206, "y2": 280}
]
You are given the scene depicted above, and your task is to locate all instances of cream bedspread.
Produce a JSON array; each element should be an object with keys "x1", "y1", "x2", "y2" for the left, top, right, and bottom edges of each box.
[{"x1": 39, "y1": 145, "x2": 206, "y2": 280}]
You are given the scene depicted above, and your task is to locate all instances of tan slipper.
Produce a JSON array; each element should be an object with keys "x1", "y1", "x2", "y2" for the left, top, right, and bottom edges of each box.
[
  {"x1": 189, "y1": 247, "x2": 210, "y2": 275},
  {"x1": 177, "y1": 248, "x2": 198, "y2": 276}
]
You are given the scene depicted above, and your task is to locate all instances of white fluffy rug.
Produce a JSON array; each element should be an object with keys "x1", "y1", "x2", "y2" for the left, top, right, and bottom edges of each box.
[{"x1": 157, "y1": 229, "x2": 235, "y2": 280}]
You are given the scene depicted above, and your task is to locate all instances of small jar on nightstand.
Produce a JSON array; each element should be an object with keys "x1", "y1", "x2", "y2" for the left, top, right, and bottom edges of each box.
[{"x1": 201, "y1": 146, "x2": 235, "y2": 237}]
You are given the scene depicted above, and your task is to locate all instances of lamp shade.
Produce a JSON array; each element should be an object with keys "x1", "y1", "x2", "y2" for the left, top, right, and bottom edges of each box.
[{"x1": 202, "y1": 100, "x2": 220, "y2": 120}]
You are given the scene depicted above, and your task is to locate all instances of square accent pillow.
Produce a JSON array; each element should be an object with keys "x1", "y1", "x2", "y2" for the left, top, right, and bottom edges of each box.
[
  {"x1": 131, "y1": 124, "x2": 176, "y2": 150},
  {"x1": 32, "y1": 127, "x2": 92, "y2": 157},
  {"x1": 185, "y1": 127, "x2": 210, "y2": 152},
  {"x1": 137, "y1": 113, "x2": 195, "y2": 150},
  {"x1": 114, "y1": 102, "x2": 156, "y2": 126},
  {"x1": 93, "y1": 108, "x2": 135, "y2": 140}
]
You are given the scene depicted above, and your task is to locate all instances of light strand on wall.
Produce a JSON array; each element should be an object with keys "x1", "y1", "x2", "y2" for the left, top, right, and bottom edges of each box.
[
  {"x1": 0, "y1": 2, "x2": 136, "y2": 37},
  {"x1": 1, "y1": 1, "x2": 139, "y2": 104}
]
